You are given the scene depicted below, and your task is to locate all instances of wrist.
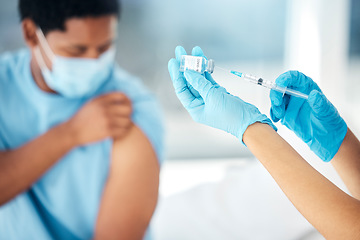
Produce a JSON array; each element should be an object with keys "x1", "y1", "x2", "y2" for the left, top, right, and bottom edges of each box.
[
  {"x1": 57, "y1": 121, "x2": 81, "y2": 149},
  {"x1": 239, "y1": 115, "x2": 277, "y2": 144},
  {"x1": 243, "y1": 122, "x2": 277, "y2": 146}
]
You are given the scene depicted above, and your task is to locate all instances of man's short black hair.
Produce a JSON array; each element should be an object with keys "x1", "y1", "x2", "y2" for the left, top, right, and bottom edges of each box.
[{"x1": 19, "y1": 0, "x2": 120, "y2": 35}]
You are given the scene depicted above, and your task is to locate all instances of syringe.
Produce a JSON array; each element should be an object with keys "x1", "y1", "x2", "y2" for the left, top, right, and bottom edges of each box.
[{"x1": 230, "y1": 71, "x2": 309, "y2": 100}]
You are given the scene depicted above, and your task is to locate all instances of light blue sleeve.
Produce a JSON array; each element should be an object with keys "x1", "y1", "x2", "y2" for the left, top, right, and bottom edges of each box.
[
  {"x1": 0, "y1": 54, "x2": 8, "y2": 151},
  {"x1": 107, "y1": 68, "x2": 165, "y2": 165},
  {"x1": 132, "y1": 93, "x2": 165, "y2": 164}
]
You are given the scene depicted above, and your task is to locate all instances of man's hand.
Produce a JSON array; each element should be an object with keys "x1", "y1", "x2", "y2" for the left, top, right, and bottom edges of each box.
[
  {"x1": 0, "y1": 92, "x2": 133, "y2": 206},
  {"x1": 66, "y1": 92, "x2": 133, "y2": 145}
]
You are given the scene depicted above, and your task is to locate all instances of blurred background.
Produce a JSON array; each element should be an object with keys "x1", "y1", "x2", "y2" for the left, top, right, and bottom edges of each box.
[
  {"x1": 1, "y1": 0, "x2": 359, "y2": 239},
  {"x1": 1, "y1": 0, "x2": 359, "y2": 159}
]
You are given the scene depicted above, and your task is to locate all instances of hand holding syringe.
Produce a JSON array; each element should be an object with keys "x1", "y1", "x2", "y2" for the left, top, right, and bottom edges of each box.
[{"x1": 230, "y1": 71, "x2": 309, "y2": 100}]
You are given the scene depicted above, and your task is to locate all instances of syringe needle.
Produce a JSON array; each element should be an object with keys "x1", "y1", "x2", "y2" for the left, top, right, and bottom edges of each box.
[
  {"x1": 230, "y1": 71, "x2": 243, "y2": 78},
  {"x1": 230, "y1": 70, "x2": 309, "y2": 100}
]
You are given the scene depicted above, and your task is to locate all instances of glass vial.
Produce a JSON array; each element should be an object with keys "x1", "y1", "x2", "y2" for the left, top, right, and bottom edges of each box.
[{"x1": 180, "y1": 55, "x2": 215, "y2": 74}]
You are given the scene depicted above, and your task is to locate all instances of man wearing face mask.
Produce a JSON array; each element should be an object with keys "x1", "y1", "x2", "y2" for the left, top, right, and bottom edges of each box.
[{"x1": 0, "y1": 0, "x2": 164, "y2": 239}]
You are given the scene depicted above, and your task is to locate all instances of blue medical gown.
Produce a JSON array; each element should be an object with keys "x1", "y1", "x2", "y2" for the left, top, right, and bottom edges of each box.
[{"x1": 0, "y1": 49, "x2": 164, "y2": 240}]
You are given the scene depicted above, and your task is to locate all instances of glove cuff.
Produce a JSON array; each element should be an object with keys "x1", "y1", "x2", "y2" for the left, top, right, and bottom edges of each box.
[
  {"x1": 310, "y1": 119, "x2": 348, "y2": 162},
  {"x1": 239, "y1": 114, "x2": 278, "y2": 145}
]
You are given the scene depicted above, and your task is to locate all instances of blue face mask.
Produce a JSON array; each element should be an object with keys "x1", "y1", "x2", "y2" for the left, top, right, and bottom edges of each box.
[{"x1": 34, "y1": 28, "x2": 116, "y2": 98}]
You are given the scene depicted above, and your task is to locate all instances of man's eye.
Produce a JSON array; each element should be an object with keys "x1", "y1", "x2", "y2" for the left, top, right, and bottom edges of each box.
[
  {"x1": 66, "y1": 48, "x2": 87, "y2": 57},
  {"x1": 98, "y1": 45, "x2": 111, "y2": 54}
]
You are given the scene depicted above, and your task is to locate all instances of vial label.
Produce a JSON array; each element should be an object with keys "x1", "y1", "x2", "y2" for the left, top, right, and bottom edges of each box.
[{"x1": 182, "y1": 56, "x2": 204, "y2": 73}]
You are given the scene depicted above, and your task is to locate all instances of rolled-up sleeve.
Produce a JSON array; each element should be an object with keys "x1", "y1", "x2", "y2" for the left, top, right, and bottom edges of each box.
[
  {"x1": 107, "y1": 69, "x2": 165, "y2": 165},
  {"x1": 132, "y1": 93, "x2": 165, "y2": 165}
]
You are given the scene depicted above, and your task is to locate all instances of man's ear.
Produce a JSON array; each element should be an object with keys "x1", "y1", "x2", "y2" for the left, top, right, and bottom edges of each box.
[{"x1": 22, "y1": 19, "x2": 38, "y2": 48}]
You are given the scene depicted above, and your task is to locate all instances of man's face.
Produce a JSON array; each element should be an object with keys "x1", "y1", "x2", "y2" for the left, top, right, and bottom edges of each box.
[{"x1": 36, "y1": 15, "x2": 118, "y2": 69}]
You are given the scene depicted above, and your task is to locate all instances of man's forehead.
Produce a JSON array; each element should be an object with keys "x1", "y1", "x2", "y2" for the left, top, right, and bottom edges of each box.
[
  {"x1": 64, "y1": 16, "x2": 117, "y2": 35},
  {"x1": 46, "y1": 16, "x2": 118, "y2": 43}
]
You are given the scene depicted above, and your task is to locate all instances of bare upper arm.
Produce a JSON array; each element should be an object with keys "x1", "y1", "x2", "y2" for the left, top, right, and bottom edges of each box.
[
  {"x1": 0, "y1": 151, "x2": 8, "y2": 158},
  {"x1": 94, "y1": 125, "x2": 160, "y2": 240}
]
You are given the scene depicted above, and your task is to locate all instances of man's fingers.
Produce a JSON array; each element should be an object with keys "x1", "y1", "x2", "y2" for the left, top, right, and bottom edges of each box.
[
  {"x1": 97, "y1": 92, "x2": 130, "y2": 106},
  {"x1": 109, "y1": 117, "x2": 132, "y2": 129},
  {"x1": 106, "y1": 104, "x2": 133, "y2": 118},
  {"x1": 100, "y1": 92, "x2": 127, "y2": 101},
  {"x1": 110, "y1": 124, "x2": 134, "y2": 140}
]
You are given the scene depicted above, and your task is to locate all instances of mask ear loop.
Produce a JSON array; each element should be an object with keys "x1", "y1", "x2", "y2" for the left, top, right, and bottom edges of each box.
[
  {"x1": 34, "y1": 47, "x2": 49, "y2": 73},
  {"x1": 35, "y1": 28, "x2": 56, "y2": 62}
]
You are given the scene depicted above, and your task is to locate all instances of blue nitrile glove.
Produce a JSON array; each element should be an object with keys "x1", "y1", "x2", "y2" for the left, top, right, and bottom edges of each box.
[
  {"x1": 270, "y1": 71, "x2": 348, "y2": 162},
  {"x1": 168, "y1": 46, "x2": 277, "y2": 143}
]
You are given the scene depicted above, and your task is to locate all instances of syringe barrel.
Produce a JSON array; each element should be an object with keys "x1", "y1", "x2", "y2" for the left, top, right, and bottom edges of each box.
[
  {"x1": 272, "y1": 85, "x2": 309, "y2": 99},
  {"x1": 233, "y1": 71, "x2": 308, "y2": 99},
  {"x1": 242, "y1": 73, "x2": 261, "y2": 85}
]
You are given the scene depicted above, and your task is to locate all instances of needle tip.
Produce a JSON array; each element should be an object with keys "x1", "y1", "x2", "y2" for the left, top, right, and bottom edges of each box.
[{"x1": 231, "y1": 71, "x2": 243, "y2": 77}]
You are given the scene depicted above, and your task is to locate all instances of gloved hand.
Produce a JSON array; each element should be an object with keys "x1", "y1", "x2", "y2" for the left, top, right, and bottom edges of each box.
[
  {"x1": 270, "y1": 71, "x2": 348, "y2": 162},
  {"x1": 168, "y1": 46, "x2": 276, "y2": 143}
]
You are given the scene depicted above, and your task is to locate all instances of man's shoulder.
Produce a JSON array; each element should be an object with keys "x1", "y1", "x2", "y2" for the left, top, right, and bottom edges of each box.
[
  {"x1": 0, "y1": 48, "x2": 29, "y2": 69},
  {"x1": 112, "y1": 66, "x2": 145, "y2": 89},
  {"x1": 0, "y1": 48, "x2": 30, "y2": 84},
  {"x1": 108, "y1": 67, "x2": 164, "y2": 163},
  {"x1": 100, "y1": 65, "x2": 153, "y2": 100}
]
